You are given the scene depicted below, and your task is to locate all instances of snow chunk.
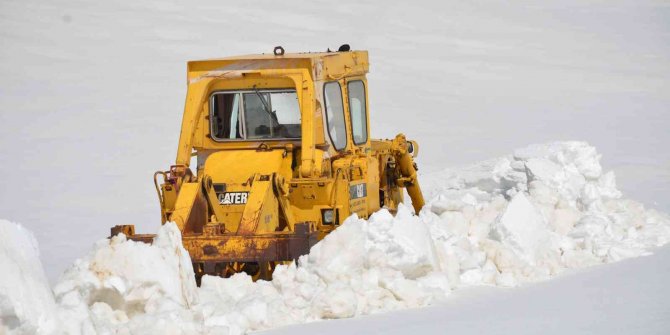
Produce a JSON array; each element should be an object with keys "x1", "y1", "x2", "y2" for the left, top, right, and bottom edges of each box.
[
  {"x1": 52, "y1": 222, "x2": 198, "y2": 334},
  {"x1": 0, "y1": 220, "x2": 57, "y2": 334},
  {"x1": 490, "y1": 193, "x2": 554, "y2": 263}
]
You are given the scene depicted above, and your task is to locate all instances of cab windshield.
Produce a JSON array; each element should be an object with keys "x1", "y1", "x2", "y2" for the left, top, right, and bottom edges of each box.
[{"x1": 210, "y1": 89, "x2": 301, "y2": 140}]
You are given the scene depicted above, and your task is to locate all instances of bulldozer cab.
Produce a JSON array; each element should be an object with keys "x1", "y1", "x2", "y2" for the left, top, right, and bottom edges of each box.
[
  {"x1": 178, "y1": 50, "x2": 372, "y2": 177},
  {"x1": 115, "y1": 48, "x2": 424, "y2": 281}
]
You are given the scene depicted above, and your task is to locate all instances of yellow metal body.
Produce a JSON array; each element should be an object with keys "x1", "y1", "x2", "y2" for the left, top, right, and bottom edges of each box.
[{"x1": 116, "y1": 49, "x2": 425, "y2": 281}]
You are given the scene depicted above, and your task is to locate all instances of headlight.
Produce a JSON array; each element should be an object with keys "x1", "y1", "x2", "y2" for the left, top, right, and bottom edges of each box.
[{"x1": 322, "y1": 209, "x2": 335, "y2": 225}]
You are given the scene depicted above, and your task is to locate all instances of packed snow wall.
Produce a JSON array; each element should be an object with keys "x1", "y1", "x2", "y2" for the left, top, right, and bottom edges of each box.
[{"x1": 1, "y1": 142, "x2": 669, "y2": 335}]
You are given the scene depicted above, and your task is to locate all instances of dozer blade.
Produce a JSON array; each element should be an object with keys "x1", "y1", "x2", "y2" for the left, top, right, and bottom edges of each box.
[{"x1": 112, "y1": 222, "x2": 317, "y2": 282}]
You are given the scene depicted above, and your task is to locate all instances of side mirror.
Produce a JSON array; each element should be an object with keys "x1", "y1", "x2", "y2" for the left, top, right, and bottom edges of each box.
[{"x1": 407, "y1": 140, "x2": 419, "y2": 158}]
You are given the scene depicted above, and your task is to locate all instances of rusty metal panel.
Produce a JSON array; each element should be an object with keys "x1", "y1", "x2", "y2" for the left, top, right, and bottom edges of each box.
[{"x1": 185, "y1": 223, "x2": 317, "y2": 263}]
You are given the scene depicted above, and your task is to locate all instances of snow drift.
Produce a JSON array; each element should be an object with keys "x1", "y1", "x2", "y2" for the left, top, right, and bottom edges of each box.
[
  {"x1": 0, "y1": 221, "x2": 57, "y2": 334},
  {"x1": 1, "y1": 141, "x2": 669, "y2": 334}
]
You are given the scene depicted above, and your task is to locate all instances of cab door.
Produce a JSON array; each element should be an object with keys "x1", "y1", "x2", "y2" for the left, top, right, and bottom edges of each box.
[
  {"x1": 344, "y1": 78, "x2": 380, "y2": 217},
  {"x1": 323, "y1": 78, "x2": 378, "y2": 221}
]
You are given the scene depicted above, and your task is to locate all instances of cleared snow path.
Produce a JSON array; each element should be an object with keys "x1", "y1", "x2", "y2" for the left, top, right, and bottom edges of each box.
[{"x1": 1, "y1": 142, "x2": 669, "y2": 334}]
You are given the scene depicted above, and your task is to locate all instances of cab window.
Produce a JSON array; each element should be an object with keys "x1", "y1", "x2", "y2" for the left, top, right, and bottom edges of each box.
[
  {"x1": 324, "y1": 82, "x2": 347, "y2": 150},
  {"x1": 211, "y1": 93, "x2": 242, "y2": 139},
  {"x1": 210, "y1": 90, "x2": 301, "y2": 140},
  {"x1": 347, "y1": 81, "x2": 368, "y2": 145}
]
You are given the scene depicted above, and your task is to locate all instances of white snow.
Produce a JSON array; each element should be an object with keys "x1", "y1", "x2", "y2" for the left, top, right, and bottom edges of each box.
[
  {"x1": 489, "y1": 192, "x2": 552, "y2": 265},
  {"x1": 49, "y1": 222, "x2": 199, "y2": 335},
  {"x1": 1, "y1": 141, "x2": 669, "y2": 334},
  {"x1": 261, "y1": 244, "x2": 670, "y2": 335},
  {"x1": 0, "y1": 220, "x2": 57, "y2": 334}
]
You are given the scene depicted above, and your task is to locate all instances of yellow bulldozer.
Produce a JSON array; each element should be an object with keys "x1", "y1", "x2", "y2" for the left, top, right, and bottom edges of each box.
[{"x1": 112, "y1": 46, "x2": 425, "y2": 282}]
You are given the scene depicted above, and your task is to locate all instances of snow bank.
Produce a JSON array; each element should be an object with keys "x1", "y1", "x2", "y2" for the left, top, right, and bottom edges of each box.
[
  {"x1": 422, "y1": 141, "x2": 670, "y2": 288},
  {"x1": 193, "y1": 207, "x2": 449, "y2": 333},
  {"x1": 0, "y1": 220, "x2": 57, "y2": 334},
  {"x1": 51, "y1": 222, "x2": 199, "y2": 334},
  {"x1": 1, "y1": 141, "x2": 669, "y2": 334}
]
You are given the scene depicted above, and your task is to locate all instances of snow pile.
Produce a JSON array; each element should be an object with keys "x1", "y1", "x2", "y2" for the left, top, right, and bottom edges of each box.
[
  {"x1": 51, "y1": 222, "x2": 199, "y2": 334},
  {"x1": 192, "y1": 207, "x2": 449, "y2": 333},
  {"x1": 0, "y1": 220, "x2": 57, "y2": 334},
  {"x1": 31, "y1": 208, "x2": 447, "y2": 334},
  {"x1": 422, "y1": 141, "x2": 670, "y2": 287},
  {"x1": 1, "y1": 141, "x2": 669, "y2": 334}
]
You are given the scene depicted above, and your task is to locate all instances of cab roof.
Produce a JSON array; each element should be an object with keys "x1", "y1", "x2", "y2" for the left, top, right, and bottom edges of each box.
[
  {"x1": 193, "y1": 49, "x2": 362, "y2": 61},
  {"x1": 187, "y1": 50, "x2": 369, "y2": 82}
]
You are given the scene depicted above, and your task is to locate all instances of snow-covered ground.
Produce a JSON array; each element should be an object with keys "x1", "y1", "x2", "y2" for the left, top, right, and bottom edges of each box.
[{"x1": 1, "y1": 0, "x2": 669, "y2": 334}]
